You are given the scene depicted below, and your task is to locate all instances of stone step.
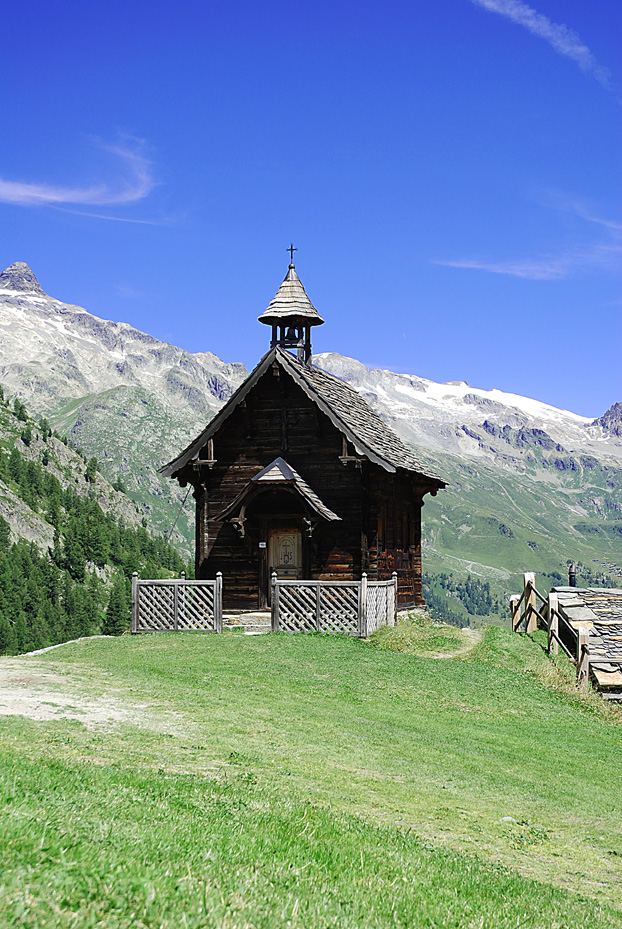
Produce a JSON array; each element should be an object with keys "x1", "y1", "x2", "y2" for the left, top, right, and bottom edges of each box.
[{"x1": 224, "y1": 611, "x2": 271, "y2": 635}]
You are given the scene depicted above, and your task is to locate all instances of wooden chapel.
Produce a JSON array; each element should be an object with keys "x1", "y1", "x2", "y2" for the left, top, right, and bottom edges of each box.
[{"x1": 161, "y1": 255, "x2": 446, "y2": 609}]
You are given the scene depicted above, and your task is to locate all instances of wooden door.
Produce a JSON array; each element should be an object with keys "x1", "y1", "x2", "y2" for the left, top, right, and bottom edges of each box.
[{"x1": 268, "y1": 528, "x2": 302, "y2": 580}]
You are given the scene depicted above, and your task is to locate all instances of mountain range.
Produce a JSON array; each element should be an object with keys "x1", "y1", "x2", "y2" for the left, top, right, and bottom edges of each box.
[{"x1": 2, "y1": 260, "x2": 620, "y2": 614}]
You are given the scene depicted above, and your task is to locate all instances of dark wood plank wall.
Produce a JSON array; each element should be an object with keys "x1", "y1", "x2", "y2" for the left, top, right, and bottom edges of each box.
[
  {"x1": 179, "y1": 365, "x2": 432, "y2": 608},
  {"x1": 362, "y1": 469, "x2": 430, "y2": 606},
  {"x1": 182, "y1": 367, "x2": 365, "y2": 607}
]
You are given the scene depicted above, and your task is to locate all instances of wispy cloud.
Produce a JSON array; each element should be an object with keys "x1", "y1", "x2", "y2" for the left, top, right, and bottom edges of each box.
[
  {"x1": 542, "y1": 191, "x2": 622, "y2": 233},
  {"x1": 434, "y1": 200, "x2": 622, "y2": 280},
  {"x1": 468, "y1": 0, "x2": 611, "y2": 88},
  {"x1": 436, "y1": 246, "x2": 617, "y2": 280},
  {"x1": 0, "y1": 137, "x2": 156, "y2": 208},
  {"x1": 51, "y1": 207, "x2": 165, "y2": 225}
]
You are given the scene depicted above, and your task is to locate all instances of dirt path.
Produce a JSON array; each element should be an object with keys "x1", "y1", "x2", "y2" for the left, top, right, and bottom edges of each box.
[
  {"x1": 431, "y1": 627, "x2": 482, "y2": 659},
  {"x1": 0, "y1": 656, "x2": 184, "y2": 733}
]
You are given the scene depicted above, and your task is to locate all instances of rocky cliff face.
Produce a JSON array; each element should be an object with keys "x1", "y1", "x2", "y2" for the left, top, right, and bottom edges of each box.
[
  {"x1": 0, "y1": 261, "x2": 247, "y2": 415},
  {"x1": 593, "y1": 402, "x2": 622, "y2": 439},
  {"x1": 0, "y1": 262, "x2": 247, "y2": 550},
  {"x1": 0, "y1": 397, "x2": 141, "y2": 551},
  {"x1": 0, "y1": 261, "x2": 47, "y2": 295}
]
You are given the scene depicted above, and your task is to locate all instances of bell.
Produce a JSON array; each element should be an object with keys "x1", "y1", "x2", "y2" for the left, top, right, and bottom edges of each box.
[{"x1": 284, "y1": 325, "x2": 298, "y2": 342}]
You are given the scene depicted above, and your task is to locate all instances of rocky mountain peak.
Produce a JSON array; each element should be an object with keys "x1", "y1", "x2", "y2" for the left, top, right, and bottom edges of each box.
[
  {"x1": 0, "y1": 261, "x2": 46, "y2": 296},
  {"x1": 593, "y1": 402, "x2": 622, "y2": 438}
]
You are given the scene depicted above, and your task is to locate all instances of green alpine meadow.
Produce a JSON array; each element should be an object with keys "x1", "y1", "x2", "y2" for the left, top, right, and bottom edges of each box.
[{"x1": 1, "y1": 623, "x2": 621, "y2": 928}]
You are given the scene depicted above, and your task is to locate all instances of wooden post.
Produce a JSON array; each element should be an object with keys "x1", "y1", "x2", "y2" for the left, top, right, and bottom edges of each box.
[
  {"x1": 179, "y1": 571, "x2": 186, "y2": 629},
  {"x1": 271, "y1": 572, "x2": 279, "y2": 632},
  {"x1": 548, "y1": 592, "x2": 559, "y2": 655},
  {"x1": 173, "y1": 581, "x2": 179, "y2": 632},
  {"x1": 215, "y1": 572, "x2": 223, "y2": 633},
  {"x1": 524, "y1": 572, "x2": 537, "y2": 633},
  {"x1": 510, "y1": 595, "x2": 521, "y2": 632},
  {"x1": 577, "y1": 628, "x2": 590, "y2": 690},
  {"x1": 359, "y1": 573, "x2": 368, "y2": 637},
  {"x1": 131, "y1": 572, "x2": 138, "y2": 633},
  {"x1": 315, "y1": 584, "x2": 321, "y2": 632},
  {"x1": 392, "y1": 571, "x2": 398, "y2": 626}
]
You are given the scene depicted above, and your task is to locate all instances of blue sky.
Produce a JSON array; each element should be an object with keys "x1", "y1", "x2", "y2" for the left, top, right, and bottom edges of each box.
[{"x1": 1, "y1": 0, "x2": 619, "y2": 417}]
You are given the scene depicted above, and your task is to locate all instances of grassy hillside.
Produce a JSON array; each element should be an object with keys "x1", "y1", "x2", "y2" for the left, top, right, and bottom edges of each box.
[
  {"x1": 421, "y1": 446, "x2": 622, "y2": 620},
  {"x1": 51, "y1": 385, "x2": 201, "y2": 554},
  {"x1": 1, "y1": 625, "x2": 621, "y2": 927}
]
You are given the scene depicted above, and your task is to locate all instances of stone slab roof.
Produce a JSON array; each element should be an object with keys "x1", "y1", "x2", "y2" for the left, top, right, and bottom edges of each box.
[{"x1": 553, "y1": 586, "x2": 622, "y2": 689}]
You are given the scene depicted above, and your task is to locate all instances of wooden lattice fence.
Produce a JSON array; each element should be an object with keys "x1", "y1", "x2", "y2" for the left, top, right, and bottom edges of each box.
[
  {"x1": 132, "y1": 574, "x2": 223, "y2": 634},
  {"x1": 271, "y1": 573, "x2": 397, "y2": 637},
  {"x1": 366, "y1": 580, "x2": 397, "y2": 635}
]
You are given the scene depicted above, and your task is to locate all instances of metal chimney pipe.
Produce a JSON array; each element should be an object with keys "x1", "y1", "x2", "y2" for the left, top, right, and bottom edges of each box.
[{"x1": 569, "y1": 562, "x2": 576, "y2": 588}]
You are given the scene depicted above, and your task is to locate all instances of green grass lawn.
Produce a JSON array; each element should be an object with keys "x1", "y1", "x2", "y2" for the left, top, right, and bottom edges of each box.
[{"x1": 1, "y1": 623, "x2": 621, "y2": 927}]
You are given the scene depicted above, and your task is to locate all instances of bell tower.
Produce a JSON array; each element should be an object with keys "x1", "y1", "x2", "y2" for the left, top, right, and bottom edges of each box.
[{"x1": 258, "y1": 246, "x2": 324, "y2": 363}]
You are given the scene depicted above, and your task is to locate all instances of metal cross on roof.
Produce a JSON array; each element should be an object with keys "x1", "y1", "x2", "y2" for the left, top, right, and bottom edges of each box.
[{"x1": 287, "y1": 243, "x2": 297, "y2": 264}]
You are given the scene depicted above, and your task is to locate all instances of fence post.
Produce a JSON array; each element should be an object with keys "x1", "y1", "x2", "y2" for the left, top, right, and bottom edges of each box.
[
  {"x1": 131, "y1": 572, "x2": 138, "y2": 633},
  {"x1": 173, "y1": 581, "x2": 179, "y2": 632},
  {"x1": 510, "y1": 595, "x2": 521, "y2": 631},
  {"x1": 548, "y1": 592, "x2": 559, "y2": 655},
  {"x1": 215, "y1": 572, "x2": 223, "y2": 633},
  {"x1": 271, "y1": 572, "x2": 279, "y2": 632},
  {"x1": 315, "y1": 584, "x2": 321, "y2": 632},
  {"x1": 359, "y1": 573, "x2": 368, "y2": 637},
  {"x1": 524, "y1": 572, "x2": 537, "y2": 633},
  {"x1": 577, "y1": 628, "x2": 590, "y2": 690},
  {"x1": 392, "y1": 571, "x2": 398, "y2": 626},
  {"x1": 179, "y1": 571, "x2": 186, "y2": 628}
]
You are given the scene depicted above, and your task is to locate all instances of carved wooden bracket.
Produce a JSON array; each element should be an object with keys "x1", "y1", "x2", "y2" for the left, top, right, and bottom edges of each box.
[
  {"x1": 230, "y1": 504, "x2": 247, "y2": 539},
  {"x1": 303, "y1": 517, "x2": 319, "y2": 538}
]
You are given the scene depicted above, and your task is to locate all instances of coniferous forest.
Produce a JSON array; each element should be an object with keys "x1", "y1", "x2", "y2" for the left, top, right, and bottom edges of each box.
[{"x1": 0, "y1": 390, "x2": 188, "y2": 654}]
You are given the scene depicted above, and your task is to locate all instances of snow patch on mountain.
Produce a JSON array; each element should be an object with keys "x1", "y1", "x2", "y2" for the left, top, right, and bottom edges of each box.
[{"x1": 313, "y1": 352, "x2": 621, "y2": 463}]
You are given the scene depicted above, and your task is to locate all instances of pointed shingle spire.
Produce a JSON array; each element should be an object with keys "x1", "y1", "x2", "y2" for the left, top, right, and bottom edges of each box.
[
  {"x1": 258, "y1": 261, "x2": 324, "y2": 327},
  {"x1": 258, "y1": 252, "x2": 324, "y2": 363}
]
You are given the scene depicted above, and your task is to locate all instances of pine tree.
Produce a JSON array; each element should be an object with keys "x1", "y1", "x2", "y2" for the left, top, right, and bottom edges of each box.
[
  {"x1": 8, "y1": 447, "x2": 22, "y2": 483},
  {"x1": 0, "y1": 517, "x2": 10, "y2": 554},
  {"x1": 102, "y1": 573, "x2": 129, "y2": 635},
  {"x1": 85, "y1": 457, "x2": 98, "y2": 483},
  {"x1": 0, "y1": 613, "x2": 16, "y2": 655},
  {"x1": 38, "y1": 417, "x2": 51, "y2": 441},
  {"x1": 13, "y1": 398, "x2": 28, "y2": 422}
]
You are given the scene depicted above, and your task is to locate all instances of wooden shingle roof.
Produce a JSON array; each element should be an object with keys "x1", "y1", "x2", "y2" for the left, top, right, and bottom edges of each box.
[
  {"x1": 160, "y1": 347, "x2": 445, "y2": 485},
  {"x1": 217, "y1": 457, "x2": 341, "y2": 523},
  {"x1": 257, "y1": 265, "x2": 324, "y2": 326}
]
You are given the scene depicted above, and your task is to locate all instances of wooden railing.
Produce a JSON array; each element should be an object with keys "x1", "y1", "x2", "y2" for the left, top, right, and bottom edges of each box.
[
  {"x1": 510, "y1": 573, "x2": 592, "y2": 689},
  {"x1": 271, "y1": 572, "x2": 398, "y2": 637}
]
